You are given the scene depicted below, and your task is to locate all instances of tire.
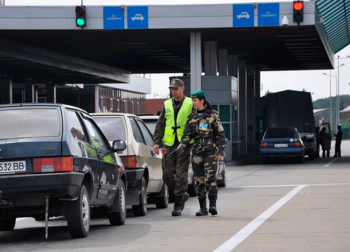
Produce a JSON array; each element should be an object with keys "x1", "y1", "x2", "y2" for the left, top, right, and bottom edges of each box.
[
  {"x1": 218, "y1": 173, "x2": 227, "y2": 188},
  {"x1": 34, "y1": 216, "x2": 45, "y2": 221},
  {"x1": 66, "y1": 184, "x2": 90, "y2": 238},
  {"x1": 108, "y1": 181, "x2": 126, "y2": 226},
  {"x1": 0, "y1": 218, "x2": 16, "y2": 231},
  {"x1": 132, "y1": 177, "x2": 147, "y2": 216},
  {"x1": 309, "y1": 151, "x2": 315, "y2": 160},
  {"x1": 155, "y1": 183, "x2": 169, "y2": 209},
  {"x1": 187, "y1": 174, "x2": 197, "y2": 197}
]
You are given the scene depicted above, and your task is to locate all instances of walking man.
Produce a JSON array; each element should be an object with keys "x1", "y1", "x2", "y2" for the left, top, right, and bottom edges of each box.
[
  {"x1": 334, "y1": 125, "x2": 343, "y2": 157},
  {"x1": 153, "y1": 79, "x2": 193, "y2": 216}
]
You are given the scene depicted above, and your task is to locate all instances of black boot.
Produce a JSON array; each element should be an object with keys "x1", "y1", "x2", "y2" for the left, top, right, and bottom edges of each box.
[
  {"x1": 172, "y1": 197, "x2": 183, "y2": 216},
  {"x1": 209, "y1": 196, "x2": 217, "y2": 215},
  {"x1": 181, "y1": 192, "x2": 189, "y2": 210},
  {"x1": 196, "y1": 198, "x2": 208, "y2": 216}
]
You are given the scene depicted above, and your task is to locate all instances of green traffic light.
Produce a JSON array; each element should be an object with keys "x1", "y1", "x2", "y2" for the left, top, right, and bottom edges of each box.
[{"x1": 76, "y1": 17, "x2": 85, "y2": 27}]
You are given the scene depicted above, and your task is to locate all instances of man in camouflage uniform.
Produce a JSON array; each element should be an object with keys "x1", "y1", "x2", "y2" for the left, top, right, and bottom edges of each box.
[
  {"x1": 179, "y1": 90, "x2": 226, "y2": 216},
  {"x1": 153, "y1": 79, "x2": 193, "y2": 216}
]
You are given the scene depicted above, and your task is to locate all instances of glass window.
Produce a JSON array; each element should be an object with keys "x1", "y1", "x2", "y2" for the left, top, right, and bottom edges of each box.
[
  {"x1": 265, "y1": 128, "x2": 298, "y2": 139},
  {"x1": 0, "y1": 108, "x2": 60, "y2": 139},
  {"x1": 129, "y1": 118, "x2": 144, "y2": 144},
  {"x1": 142, "y1": 119, "x2": 157, "y2": 135},
  {"x1": 81, "y1": 116, "x2": 109, "y2": 150},
  {"x1": 220, "y1": 105, "x2": 230, "y2": 122},
  {"x1": 222, "y1": 123, "x2": 231, "y2": 141},
  {"x1": 67, "y1": 110, "x2": 88, "y2": 143},
  {"x1": 93, "y1": 117, "x2": 126, "y2": 141},
  {"x1": 136, "y1": 120, "x2": 154, "y2": 147}
]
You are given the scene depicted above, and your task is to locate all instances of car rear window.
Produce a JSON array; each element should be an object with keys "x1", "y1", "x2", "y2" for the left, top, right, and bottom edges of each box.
[
  {"x1": 264, "y1": 128, "x2": 297, "y2": 139},
  {"x1": 93, "y1": 117, "x2": 126, "y2": 141},
  {"x1": 142, "y1": 119, "x2": 157, "y2": 135},
  {"x1": 0, "y1": 108, "x2": 61, "y2": 139}
]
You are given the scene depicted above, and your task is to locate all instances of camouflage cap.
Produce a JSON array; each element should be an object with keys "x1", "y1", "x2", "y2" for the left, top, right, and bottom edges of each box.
[
  {"x1": 190, "y1": 90, "x2": 206, "y2": 99},
  {"x1": 169, "y1": 78, "x2": 184, "y2": 88}
]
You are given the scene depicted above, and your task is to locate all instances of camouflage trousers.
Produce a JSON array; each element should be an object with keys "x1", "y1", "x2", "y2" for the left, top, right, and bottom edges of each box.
[
  {"x1": 162, "y1": 144, "x2": 191, "y2": 197},
  {"x1": 192, "y1": 153, "x2": 218, "y2": 200}
]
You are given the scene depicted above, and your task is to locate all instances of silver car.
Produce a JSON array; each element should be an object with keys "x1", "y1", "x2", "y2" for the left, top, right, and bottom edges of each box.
[{"x1": 92, "y1": 113, "x2": 168, "y2": 217}]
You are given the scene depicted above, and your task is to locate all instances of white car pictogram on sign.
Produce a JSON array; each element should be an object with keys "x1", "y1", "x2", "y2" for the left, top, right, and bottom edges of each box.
[
  {"x1": 131, "y1": 14, "x2": 144, "y2": 21},
  {"x1": 237, "y1": 12, "x2": 250, "y2": 19}
]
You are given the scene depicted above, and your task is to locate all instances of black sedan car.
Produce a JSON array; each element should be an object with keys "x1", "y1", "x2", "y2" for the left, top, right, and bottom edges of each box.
[
  {"x1": 260, "y1": 127, "x2": 305, "y2": 163},
  {"x1": 0, "y1": 103, "x2": 127, "y2": 238}
]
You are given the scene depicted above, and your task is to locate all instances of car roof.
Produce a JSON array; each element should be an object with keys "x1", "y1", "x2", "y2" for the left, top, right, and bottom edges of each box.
[
  {"x1": 91, "y1": 112, "x2": 138, "y2": 117},
  {"x1": 138, "y1": 115, "x2": 159, "y2": 120},
  {"x1": 0, "y1": 103, "x2": 88, "y2": 113}
]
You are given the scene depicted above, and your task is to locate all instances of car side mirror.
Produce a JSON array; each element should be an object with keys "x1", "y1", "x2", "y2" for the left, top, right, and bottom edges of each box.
[{"x1": 112, "y1": 140, "x2": 126, "y2": 152}]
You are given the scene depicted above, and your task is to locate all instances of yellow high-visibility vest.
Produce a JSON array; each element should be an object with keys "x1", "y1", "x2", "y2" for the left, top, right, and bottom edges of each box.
[{"x1": 163, "y1": 97, "x2": 192, "y2": 146}]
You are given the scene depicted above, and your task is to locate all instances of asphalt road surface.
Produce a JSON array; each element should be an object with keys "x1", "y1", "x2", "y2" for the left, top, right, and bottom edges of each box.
[{"x1": 1, "y1": 140, "x2": 350, "y2": 252}]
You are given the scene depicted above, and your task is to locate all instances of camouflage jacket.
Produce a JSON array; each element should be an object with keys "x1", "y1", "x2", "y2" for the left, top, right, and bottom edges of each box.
[
  {"x1": 153, "y1": 96, "x2": 192, "y2": 146},
  {"x1": 180, "y1": 107, "x2": 226, "y2": 155}
]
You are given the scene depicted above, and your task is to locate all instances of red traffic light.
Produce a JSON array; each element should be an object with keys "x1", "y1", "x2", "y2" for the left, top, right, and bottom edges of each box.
[
  {"x1": 294, "y1": 1, "x2": 303, "y2": 11},
  {"x1": 75, "y1": 6, "x2": 85, "y2": 16}
]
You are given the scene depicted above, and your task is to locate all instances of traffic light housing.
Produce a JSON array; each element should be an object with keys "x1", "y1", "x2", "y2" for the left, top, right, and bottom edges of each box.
[
  {"x1": 75, "y1": 6, "x2": 86, "y2": 28},
  {"x1": 293, "y1": 1, "x2": 304, "y2": 24}
]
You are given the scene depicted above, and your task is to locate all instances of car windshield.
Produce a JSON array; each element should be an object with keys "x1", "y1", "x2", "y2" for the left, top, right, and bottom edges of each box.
[
  {"x1": 141, "y1": 119, "x2": 157, "y2": 135},
  {"x1": 0, "y1": 108, "x2": 61, "y2": 139},
  {"x1": 264, "y1": 128, "x2": 297, "y2": 139},
  {"x1": 93, "y1": 117, "x2": 126, "y2": 141}
]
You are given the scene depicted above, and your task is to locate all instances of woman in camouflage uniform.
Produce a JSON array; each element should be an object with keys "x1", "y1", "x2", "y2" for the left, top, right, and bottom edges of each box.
[{"x1": 179, "y1": 90, "x2": 226, "y2": 216}]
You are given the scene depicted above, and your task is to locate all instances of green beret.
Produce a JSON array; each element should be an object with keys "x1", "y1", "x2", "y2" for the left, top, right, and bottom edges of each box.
[{"x1": 190, "y1": 90, "x2": 206, "y2": 99}]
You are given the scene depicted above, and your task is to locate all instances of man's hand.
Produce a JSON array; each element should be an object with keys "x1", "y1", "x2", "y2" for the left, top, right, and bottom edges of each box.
[
  {"x1": 154, "y1": 144, "x2": 160, "y2": 155},
  {"x1": 217, "y1": 154, "x2": 223, "y2": 160}
]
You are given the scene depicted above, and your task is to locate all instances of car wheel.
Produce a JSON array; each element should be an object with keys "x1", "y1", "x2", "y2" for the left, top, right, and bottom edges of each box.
[
  {"x1": 34, "y1": 216, "x2": 45, "y2": 221},
  {"x1": 132, "y1": 177, "x2": 147, "y2": 216},
  {"x1": 155, "y1": 183, "x2": 169, "y2": 209},
  {"x1": 187, "y1": 175, "x2": 197, "y2": 196},
  {"x1": 66, "y1": 184, "x2": 90, "y2": 238},
  {"x1": 0, "y1": 217, "x2": 16, "y2": 231},
  {"x1": 108, "y1": 180, "x2": 126, "y2": 226},
  {"x1": 218, "y1": 173, "x2": 227, "y2": 188}
]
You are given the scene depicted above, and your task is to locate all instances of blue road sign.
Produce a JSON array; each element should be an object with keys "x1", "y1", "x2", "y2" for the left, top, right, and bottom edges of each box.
[
  {"x1": 258, "y1": 3, "x2": 280, "y2": 27},
  {"x1": 127, "y1": 6, "x2": 148, "y2": 29},
  {"x1": 233, "y1": 4, "x2": 254, "y2": 27},
  {"x1": 103, "y1": 7, "x2": 124, "y2": 29}
]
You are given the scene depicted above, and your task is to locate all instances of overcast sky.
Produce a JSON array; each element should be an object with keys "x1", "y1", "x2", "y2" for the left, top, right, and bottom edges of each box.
[{"x1": 5, "y1": 0, "x2": 350, "y2": 101}]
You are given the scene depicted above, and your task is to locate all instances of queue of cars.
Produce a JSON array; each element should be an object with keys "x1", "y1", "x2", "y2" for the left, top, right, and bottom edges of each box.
[
  {"x1": 91, "y1": 113, "x2": 168, "y2": 216},
  {"x1": 0, "y1": 104, "x2": 228, "y2": 239},
  {"x1": 0, "y1": 104, "x2": 127, "y2": 238}
]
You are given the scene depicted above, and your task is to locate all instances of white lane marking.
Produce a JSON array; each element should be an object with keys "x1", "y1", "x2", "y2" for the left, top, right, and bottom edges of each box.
[
  {"x1": 231, "y1": 182, "x2": 350, "y2": 188},
  {"x1": 17, "y1": 218, "x2": 32, "y2": 221},
  {"x1": 213, "y1": 185, "x2": 306, "y2": 252},
  {"x1": 325, "y1": 158, "x2": 337, "y2": 167}
]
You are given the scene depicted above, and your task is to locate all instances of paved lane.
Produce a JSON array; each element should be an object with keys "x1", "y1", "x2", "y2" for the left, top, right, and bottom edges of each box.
[{"x1": 1, "y1": 141, "x2": 350, "y2": 252}]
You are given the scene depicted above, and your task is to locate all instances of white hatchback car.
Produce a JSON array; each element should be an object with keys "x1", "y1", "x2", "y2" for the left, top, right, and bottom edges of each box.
[
  {"x1": 139, "y1": 115, "x2": 197, "y2": 198},
  {"x1": 91, "y1": 113, "x2": 168, "y2": 217}
]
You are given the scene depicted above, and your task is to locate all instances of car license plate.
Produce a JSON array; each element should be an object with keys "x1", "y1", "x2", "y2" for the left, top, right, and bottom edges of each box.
[
  {"x1": 274, "y1": 144, "x2": 288, "y2": 148},
  {"x1": 0, "y1": 161, "x2": 26, "y2": 174}
]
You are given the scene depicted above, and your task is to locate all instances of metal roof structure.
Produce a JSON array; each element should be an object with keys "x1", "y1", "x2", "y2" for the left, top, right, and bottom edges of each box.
[
  {"x1": 0, "y1": 2, "x2": 337, "y2": 84},
  {"x1": 316, "y1": 0, "x2": 350, "y2": 53}
]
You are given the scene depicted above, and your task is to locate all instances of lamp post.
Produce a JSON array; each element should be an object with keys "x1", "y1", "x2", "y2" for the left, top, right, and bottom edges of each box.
[
  {"x1": 335, "y1": 55, "x2": 350, "y2": 127},
  {"x1": 323, "y1": 72, "x2": 337, "y2": 133}
]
